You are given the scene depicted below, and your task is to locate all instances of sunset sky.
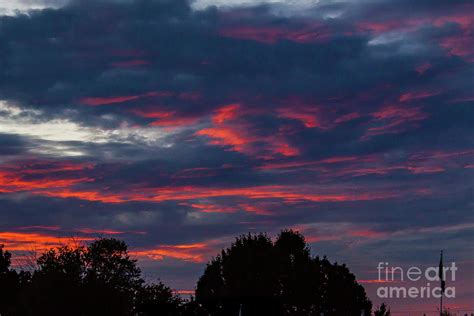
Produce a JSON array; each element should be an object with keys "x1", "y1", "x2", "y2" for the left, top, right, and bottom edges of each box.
[{"x1": 0, "y1": 0, "x2": 473, "y2": 313}]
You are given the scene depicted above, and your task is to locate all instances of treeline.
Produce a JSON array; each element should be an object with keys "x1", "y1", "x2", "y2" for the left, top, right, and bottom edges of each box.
[{"x1": 0, "y1": 230, "x2": 376, "y2": 316}]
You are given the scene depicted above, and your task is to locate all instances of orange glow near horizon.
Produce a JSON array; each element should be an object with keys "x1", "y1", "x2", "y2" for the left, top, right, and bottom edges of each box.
[
  {"x1": 0, "y1": 232, "x2": 94, "y2": 252},
  {"x1": 130, "y1": 242, "x2": 210, "y2": 262}
]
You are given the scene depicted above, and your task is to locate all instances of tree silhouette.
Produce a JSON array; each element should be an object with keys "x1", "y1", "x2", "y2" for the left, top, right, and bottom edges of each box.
[
  {"x1": 0, "y1": 245, "x2": 21, "y2": 315},
  {"x1": 374, "y1": 302, "x2": 391, "y2": 316},
  {"x1": 320, "y1": 256, "x2": 371, "y2": 315},
  {"x1": 275, "y1": 230, "x2": 320, "y2": 315},
  {"x1": 196, "y1": 233, "x2": 279, "y2": 315},
  {"x1": 83, "y1": 239, "x2": 143, "y2": 315},
  {"x1": 440, "y1": 308, "x2": 454, "y2": 316},
  {"x1": 195, "y1": 230, "x2": 372, "y2": 316},
  {"x1": 179, "y1": 296, "x2": 209, "y2": 316},
  {"x1": 1, "y1": 233, "x2": 373, "y2": 316},
  {"x1": 2, "y1": 238, "x2": 182, "y2": 316},
  {"x1": 135, "y1": 282, "x2": 182, "y2": 316},
  {"x1": 21, "y1": 245, "x2": 87, "y2": 315}
]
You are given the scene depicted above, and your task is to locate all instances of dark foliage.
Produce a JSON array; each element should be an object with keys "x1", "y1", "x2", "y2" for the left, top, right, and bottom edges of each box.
[
  {"x1": 0, "y1": 245, "x2": 22, "y2": 315},
  {"x1": 374, "y1": 302, "x2": 391, "y2": 316},
  {"x1": 0, "y1": 239, "x2": 180, "y2": 316},
  {"x1": 0, "y1": 231, "x2": 372, "y2": 316},
  {"x1": 196, "y1": 230, "x2": 372, "y2": 316}
]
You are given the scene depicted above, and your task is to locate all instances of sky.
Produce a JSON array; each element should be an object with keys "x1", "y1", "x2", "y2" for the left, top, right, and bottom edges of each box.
[{"x1": 0, "y1": 0, "x2": 473, "y2": 313}]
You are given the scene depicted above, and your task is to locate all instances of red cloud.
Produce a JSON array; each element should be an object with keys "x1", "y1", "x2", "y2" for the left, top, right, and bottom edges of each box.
[
  {"x1": 258, "y1": 156, "x2": 360, "y2": 170},
  {"x1": 357, "y1": 19, "x2": 421, "y2": 34},
  {"x1": 239, "y1": 203, "x2": 273, "y2": 216},
  {"x1": 80, "y1": 91, "x2": 172, "y2": 106},
  {"x1": 149, "y1": 117, "x2": 199, "y2": 128},
  {"x1": 218, "y1": 23, "x2": 330, "y2": 44},
  {"x1": 271, "y1": 142, "x2": 299, "y2": 157},
  {"x1": 277, "y1": 97, "x2": 362, "y2": 130},
  {"x1": 356, "y1": 10, "x2": 474, "y2": 61},
  {"x1": 0, "y1": 231, "x2": 94, "y2": 252},
  {"x1": 362, "y1": 105, "x2": 428, "y2": 139},
  {"x1": 0, "y1": 160, "x2": 94, "y2": 193},
  {"x1": 212, "y1": 103, "x2": 241, "y2": 124},
  {"x1": 80, "y1": 95, "x2": 142, "y2": 106},
  {"x1": 77, "y1": 228, "x2": 145, "y2": 235},
  {"x1": 5, "y1": 149, "x2": 468, "y2": 205},
  {"x1": 357, "y1": 10, "x2": 473, "y2": 35},
  {"x1": 259, "y1": 149, "x2": 473, "y2": 178},
  {"x1": 196, "y1": 125, "x2": 299, "y2": 158},
  {"x1": 130, "y1": 109, "x2": 175, "y2": 119},
  {"x1": 184, "y1": 202, "x2": 237, "y2": 214},
  {"x1": 350, "y1": 230, "x2": 388, "y2": 238},
  {"x1": 131, "y1": 242, "x2": 212, "y2": 263},
  {"x1": 440, "y1": 35, "x2": 474, "y2": 62},
  {"x1": 33, "y1": 184, "x2": 409, "y2": 205},
  {"x1": 0, "y1": 230, "x2": 217, "y2": 265},
  {"x1": 131, "y1": 108, "x2": 200, "y2": 128},
  {"x1": 399, "y1": 91, "x2": 439, "y2": 102},
  {"x1": 278, "y1": 107, "x2": 322, "y2": 128},
  {"x1": 196, "y1": 126, "x2": 254, "y2": 152},
  {"x1": 197, "y1": 102, "x2": 300, "y2": 158}
]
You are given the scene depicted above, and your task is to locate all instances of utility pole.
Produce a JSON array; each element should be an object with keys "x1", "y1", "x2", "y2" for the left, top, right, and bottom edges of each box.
[
  {"x1": 439, "y1": 250, "x2": 445, "y2": 316},
  {"x1": 440, "y1": 292, "x2": 443, "y2": 316}
]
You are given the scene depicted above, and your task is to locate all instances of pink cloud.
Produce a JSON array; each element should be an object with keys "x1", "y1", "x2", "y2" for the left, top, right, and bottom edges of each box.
[
  {"x1": 363, "y1": 105, "x2": 428, "y2": 139},
  {"x1": 212, "y1": 104, "x2": 241, "y2": 124},
  {"x1": 80, "y1": 91, "x2": 172, "y2": 106},
  {"x1": 399, "y1": 90, "x2": 439, "y2": 102},
  {"x1": 218, "y1": 23, "x2": 331, "y2": 44}
]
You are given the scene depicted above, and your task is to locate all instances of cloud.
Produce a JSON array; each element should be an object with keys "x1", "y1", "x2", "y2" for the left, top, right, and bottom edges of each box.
[
  {"x1": 0, "y1": 0, "x2": 68, "y2": 16},
  {"x1": 362, "y1": 105, "x2": 428, "y2": 140},
  {"x1": 131, "y1": 241, "x2": 217, "y2": 263},
  {"x1": 0, "y1": 231, "x2": 94, "y2": 252},
  {"x1": 0, "y1": 0, "x2": 472, "y2": 310},
  {"x1": 0, "y1": 101, "x2": 178, "y2": 157}
]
